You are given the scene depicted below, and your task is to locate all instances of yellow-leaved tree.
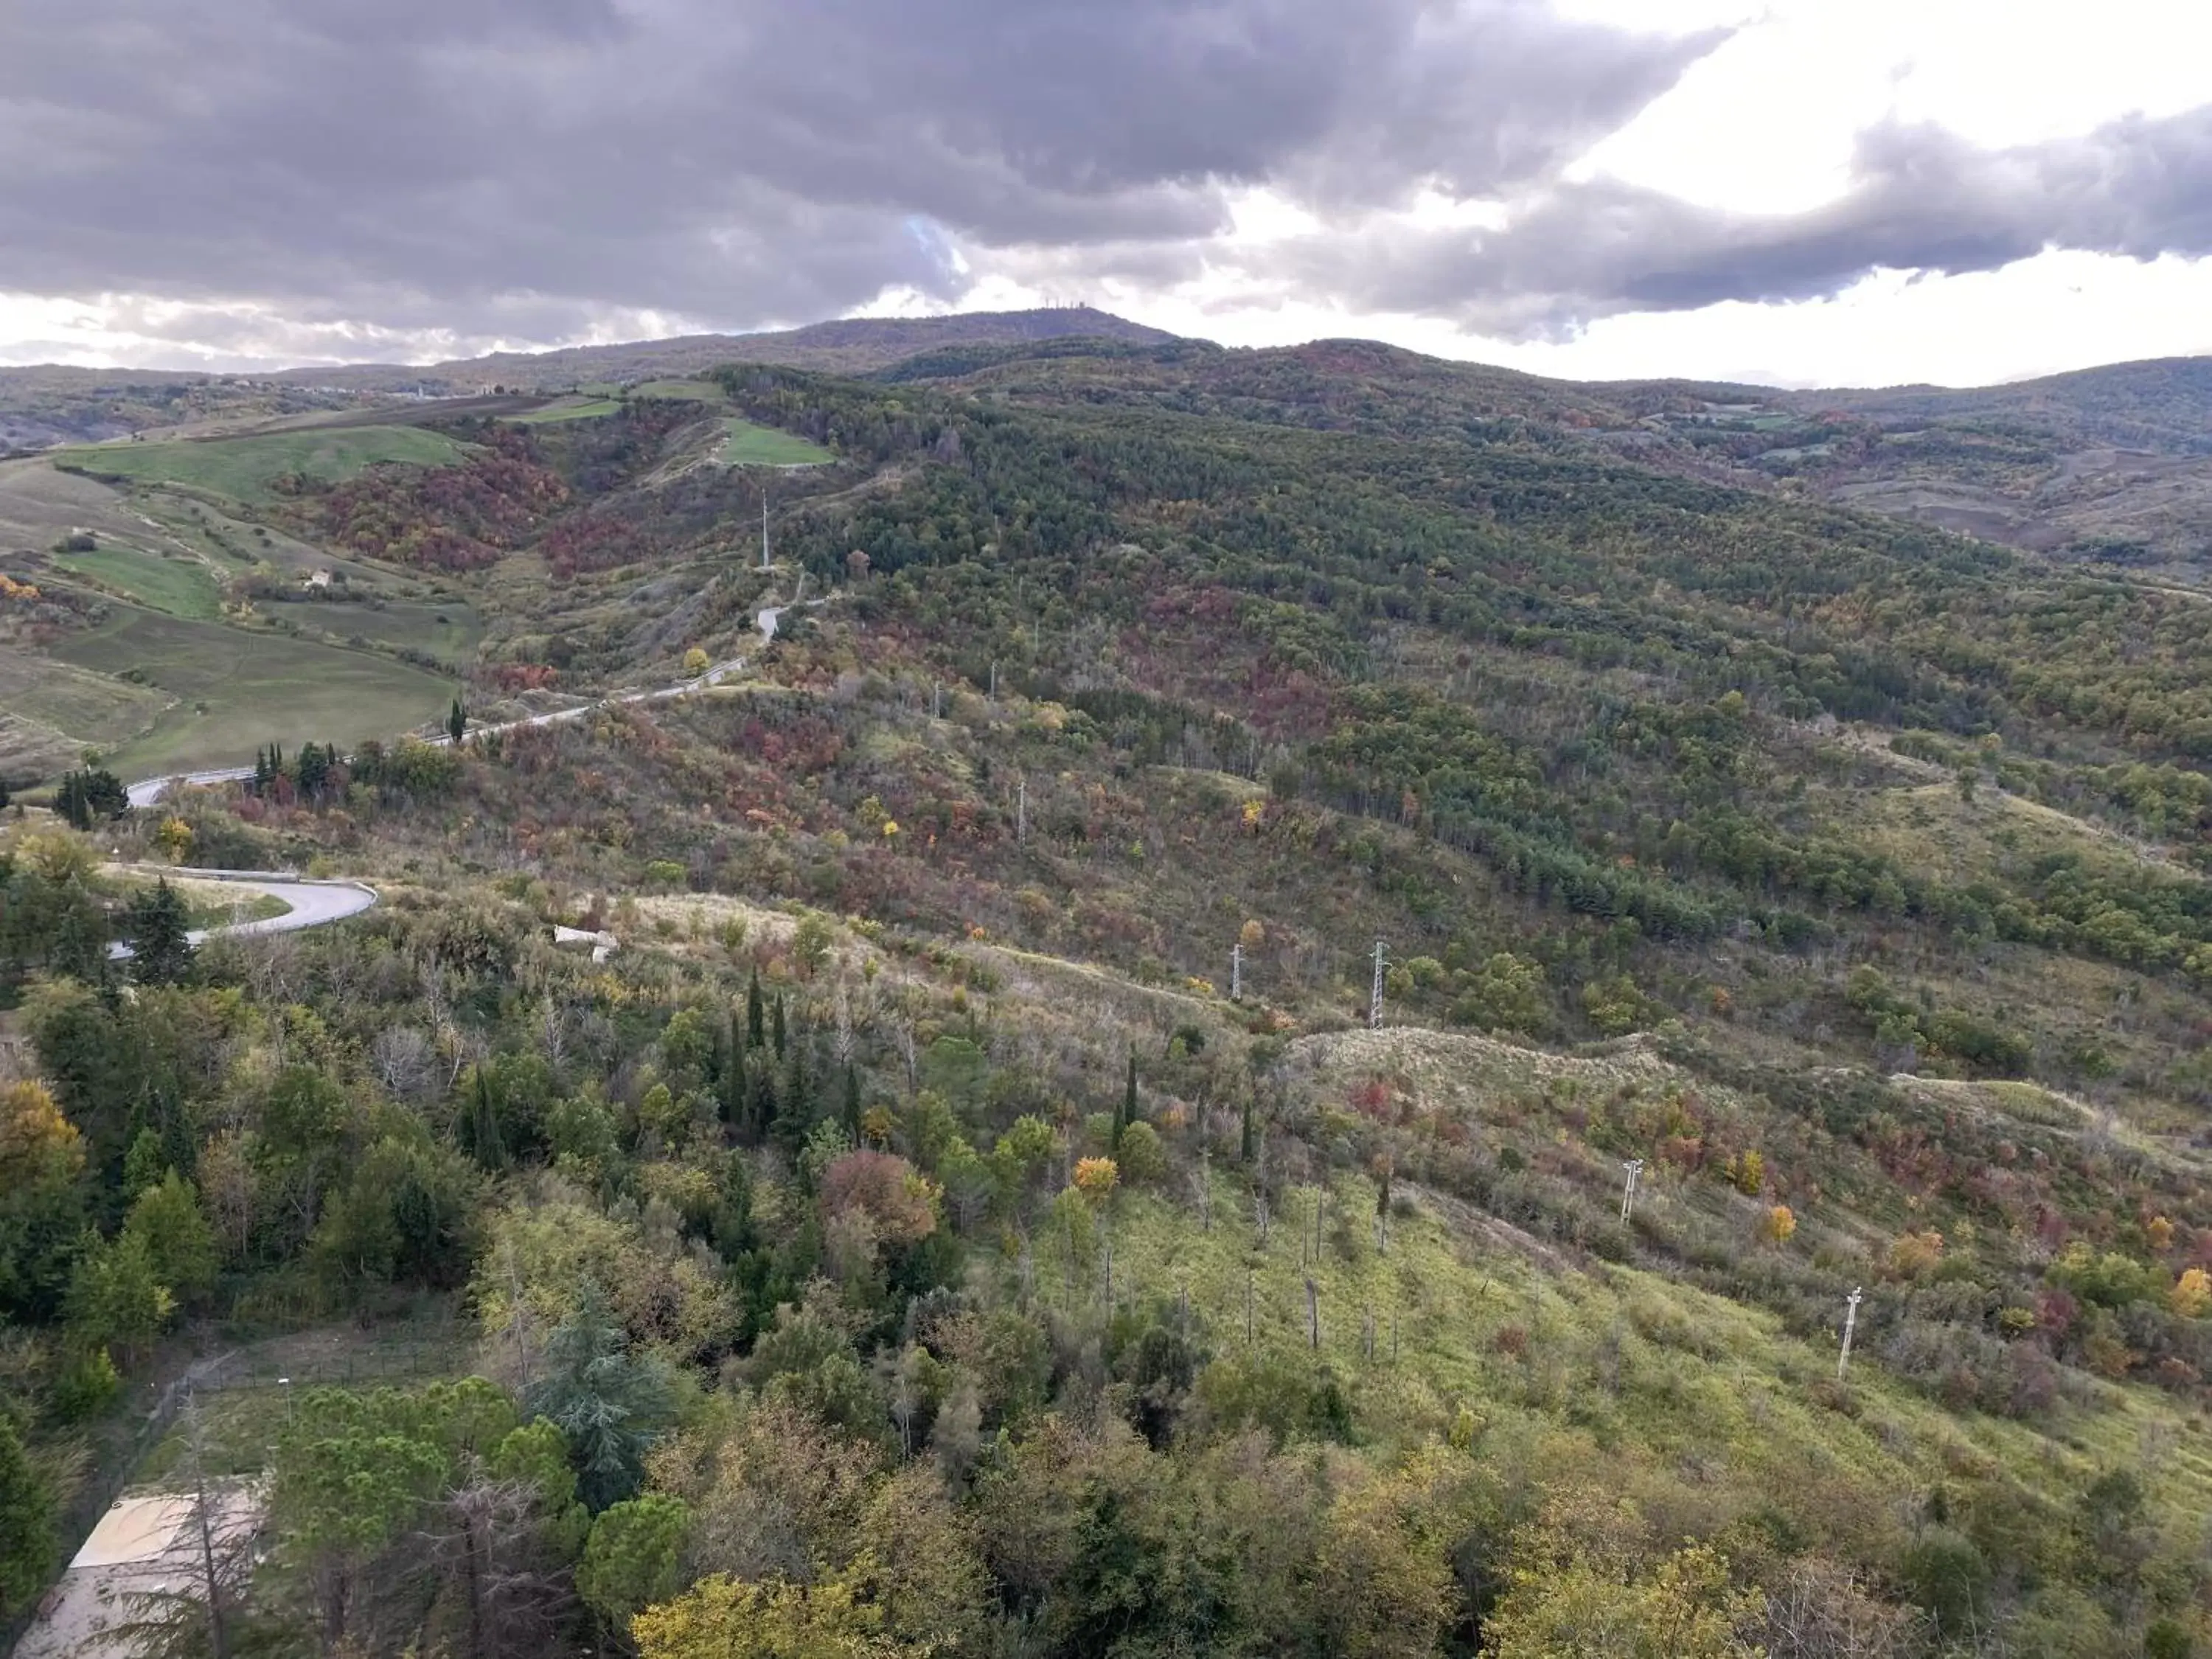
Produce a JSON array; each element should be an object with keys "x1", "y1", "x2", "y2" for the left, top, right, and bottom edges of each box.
[
  {"x1": 632, "y1": 1574, "x2": 920, "y2": 1659},
  {"x1": 2171, "y1": 1267, "x2": 2211, "y2": 1319},
  {"x1": 1484, "y1": 1539, "x2": 1766, "y2": 1659}
]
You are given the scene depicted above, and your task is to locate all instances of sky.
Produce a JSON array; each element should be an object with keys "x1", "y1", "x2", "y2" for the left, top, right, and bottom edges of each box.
[{"x1": 3, "y1": 0, "x2": 2210, "y2": 387}]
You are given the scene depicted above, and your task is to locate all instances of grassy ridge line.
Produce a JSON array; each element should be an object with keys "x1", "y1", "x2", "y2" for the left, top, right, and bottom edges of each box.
[{"x1": 508, "y1": 397, "x2": 625, "y2": 426}]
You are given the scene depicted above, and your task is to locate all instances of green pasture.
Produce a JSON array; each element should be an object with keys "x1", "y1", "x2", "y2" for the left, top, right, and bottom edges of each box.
[
  {"x1": 717, "y1": 417, "x2": 832, "y2": 466},
  {"x1": 52, "y1": 545, "x2": 223, "y2": 619},
  {"x1": 262, "y1": 596, "x2": 481, "y2": 665},
  {"x1": 52, "y1": 425, "x2": 474, "y2": 505},
  {"x1": 46, "y1": 605, "x2": 456, "y2": 775}
]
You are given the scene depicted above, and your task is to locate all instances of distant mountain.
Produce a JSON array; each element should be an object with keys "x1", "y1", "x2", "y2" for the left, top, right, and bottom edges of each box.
[{"x1": 271, "y1": 306, "x2": 1180, "y2": 392}]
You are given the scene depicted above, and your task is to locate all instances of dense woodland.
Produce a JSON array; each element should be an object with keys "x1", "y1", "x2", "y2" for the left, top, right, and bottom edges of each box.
[{"x1": 9, "y1": 341, "x2": 2212, "y2": 1656}]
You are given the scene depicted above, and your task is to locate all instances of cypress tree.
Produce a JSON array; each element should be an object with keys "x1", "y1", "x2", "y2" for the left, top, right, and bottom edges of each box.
[
  {"x1": 462, "y1": 1068, "x2": 506, "y2": 1172},
  {"x1": 1119, "y1": 1046, "x2": 1138, "y2": 1144},
  {"x1": 843, "y1": 1063, "x2": 862, "y2": 1141},
  {"x1": 709, "y1": 1008, "x2": 731, "y2": 1092},
  {"x1": 1240, "y1": 1093, "x2": 1255, "y2": 1164},
  {"x1": 719, "y1": 1031, "x2": 748, "y2": 1133},
  {"x1": 746, "y1": 1060, "x2": 778, "y2": 1144},
  {"x1": 745, "y1": 971, "x2": 766, "y2": 1050},
  {"x1": 771, "y1": 992, "x2": 787, "y2": 1061},
  {"x1": 785, "y1": 1044, "x2": 811, "y2": 1123}
]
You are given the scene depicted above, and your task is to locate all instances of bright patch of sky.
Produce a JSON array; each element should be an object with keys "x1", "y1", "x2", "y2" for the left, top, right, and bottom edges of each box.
[{"x1": 6, "y1": 0, "x2": 2210, "y2": 386}]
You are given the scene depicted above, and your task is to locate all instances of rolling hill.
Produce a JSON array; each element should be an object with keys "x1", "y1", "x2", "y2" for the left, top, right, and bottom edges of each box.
[{"x1": 13, "y1": 316, "x2": 2212, "y2": 1657}]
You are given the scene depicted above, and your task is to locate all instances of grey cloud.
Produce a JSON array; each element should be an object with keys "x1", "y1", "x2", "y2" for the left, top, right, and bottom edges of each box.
[
  {"x1": 0, "y1": 0, "x2": 1715, "y2": 346},
  {"x1": 1287, "y1": 106, "x2": 2212, "y2": 338}
]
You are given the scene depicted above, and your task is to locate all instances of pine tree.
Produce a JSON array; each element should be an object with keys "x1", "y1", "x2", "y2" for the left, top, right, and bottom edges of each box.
[
  {"x1": 122, "y1": 877, "x2": 195, "y2": 987},
  {"x1": 745, "y1": 972, "x2": 765, "y2": 1050}
]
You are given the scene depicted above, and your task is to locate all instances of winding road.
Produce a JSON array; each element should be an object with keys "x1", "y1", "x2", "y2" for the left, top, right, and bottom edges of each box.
[
  {"x1": 111, "y1": 606, "x2": 790, "y2": 950},
  {"x1": 125, "y1": 655, "x2": 749, "y2": 808},
  {"x1": 105, "y1": 869, "x2": 380, "y2": 958}
]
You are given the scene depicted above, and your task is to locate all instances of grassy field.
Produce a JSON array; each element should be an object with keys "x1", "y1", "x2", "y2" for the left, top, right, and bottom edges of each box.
[
  {"x1": 44, "y1": 605, "x2": 457, "y2": 775},
  {"x1": 509, "y1": 397, "x2": 624, "y2": 426},
  {"x1": 0, "y1": 651, "x2": 170, "y2": 780},
  {"x1": 718, "y1": 417, "x2": 833, "y2": 466},
  {"x1": 51, "y1": 545, "x2": 223, "y2": 619},
  {"x1": 261, "y1": 596, "x2": 481, "y2": 665},
  {"x1": 51, "y1": 425, "x2": 474, "y2": 505}
]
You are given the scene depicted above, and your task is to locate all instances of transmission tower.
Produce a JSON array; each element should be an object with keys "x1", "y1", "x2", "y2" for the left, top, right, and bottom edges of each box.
[
  {"x1": 1619, "y1": 1158, "x2": 1644, "y2": 1224},
  {"x1": 1368, "y1": 940, "x2": 1388, "y2": 1029}
]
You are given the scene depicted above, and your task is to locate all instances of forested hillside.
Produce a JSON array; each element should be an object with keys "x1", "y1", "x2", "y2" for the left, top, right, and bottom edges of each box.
[{"x1": 7, "y1": 338, "x2": 2212, "y2": 1657}]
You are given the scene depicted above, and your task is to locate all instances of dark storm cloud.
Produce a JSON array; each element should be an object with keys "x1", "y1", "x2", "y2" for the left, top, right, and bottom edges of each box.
[
  {"x1": 0, "y1": 0, "x2": 1717, "y2": 341},
  {"x1": 1293, "y1": 105, "x2": 2212, "y2": 337}
]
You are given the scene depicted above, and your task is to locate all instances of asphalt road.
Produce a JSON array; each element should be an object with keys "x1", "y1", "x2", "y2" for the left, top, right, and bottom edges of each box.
[{"x1": 106, "y1": 869, "x2": 379, "y2": 959}]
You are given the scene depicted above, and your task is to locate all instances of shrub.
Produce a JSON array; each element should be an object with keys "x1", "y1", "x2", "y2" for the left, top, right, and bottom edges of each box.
[{"x1": 1115, "y1": 1121, "x2": 1167, "y2": 1185}]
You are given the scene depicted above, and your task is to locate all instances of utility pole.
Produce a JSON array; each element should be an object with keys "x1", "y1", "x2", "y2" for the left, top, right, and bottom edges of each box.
[
  {"x1": 1619, "y1": 1158, "x2": 1644, "y2": 1225},
  {"x1": 932, "y1": 681, "x2": 943, "y2": 720},
  {"x1": 1838, "y1": 1286, "x2": 1864, "y2": 1382},
  {"x1": 759, "y1": 493, "x2": 771, "y2": 571},
  {"x1": 1016, "y1": 774, "x2": 1027, "y2": 846},
  {"x1": 990, "y1": 661, "x2": 998, "y2": 702},
  {"x1": 1369, "y1": 939, "x2": 1388, "y2": 1029},
  {"x1": 1231, "y1": 940, "x2": 1244, "y2": 1002}
]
